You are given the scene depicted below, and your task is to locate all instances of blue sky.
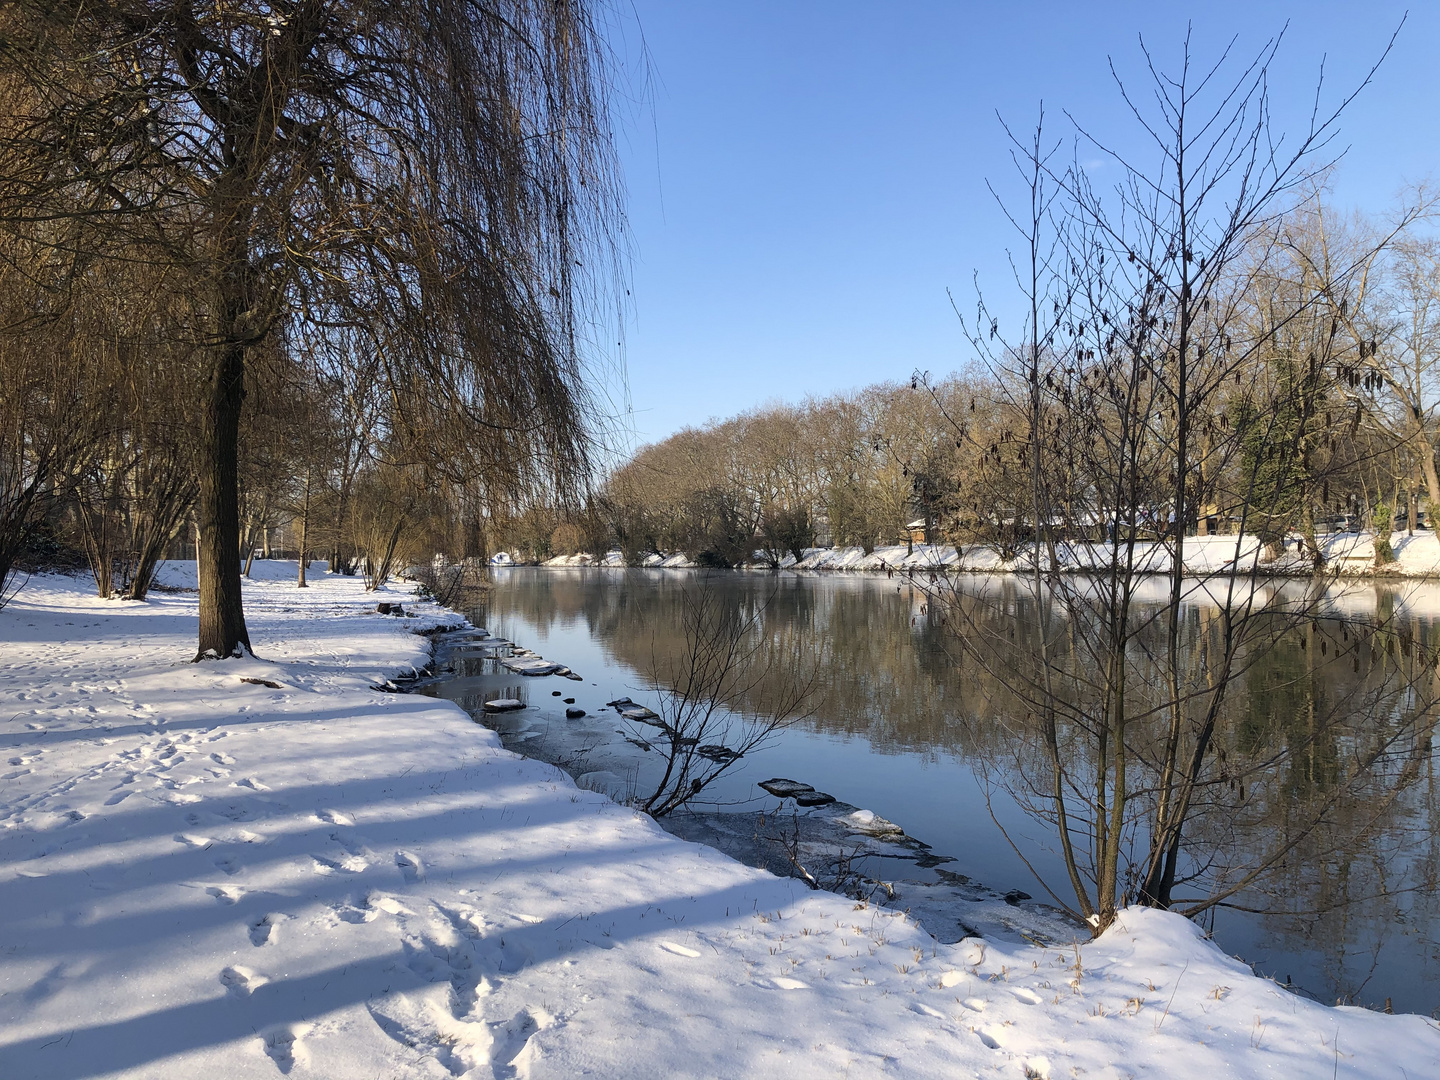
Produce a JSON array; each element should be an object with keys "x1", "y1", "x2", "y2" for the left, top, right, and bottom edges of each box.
[{"x1": 605, "y1": 2, "x2": 1437, "y2": 449}]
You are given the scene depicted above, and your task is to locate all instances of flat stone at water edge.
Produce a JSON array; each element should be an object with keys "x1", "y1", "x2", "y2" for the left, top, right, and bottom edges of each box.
[
  {"x1": 794, "y1": 791, "x2": 836, "y2": 807},
  {"x1": 502, "y1": 657, "x2": 563, "y2": 676},
  {"x1": 483, "y1": 699, "x2": 525, "y2": 712},
  {"x1": 758, "y1": 778, "x2": 815, "y2": 798}
]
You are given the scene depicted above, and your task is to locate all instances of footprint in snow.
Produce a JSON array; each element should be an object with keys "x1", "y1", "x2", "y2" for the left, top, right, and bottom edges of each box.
[
  {"x1": 976, "y1": 1026, "x2": 1004, "y2": 1050},
  {"x1": 316, "y1": 808, "x2": 354, "y2": 826},
  {"x1": 249, "y1": 913, "x2": 284, "y2": 947},
  {"x1": 261, "y1": 1023, "x2": 311, "y2": 1074},
  {"x1": 331, "y1": 901, "x2": 377, "y2": 925},
  {"x1": 213, "y1": 856, "x2": 240, "y2": 875},
  {"x1": 494, "y1": 936, "x2": 534, "y2": 975},
  {"x1": 487, "y1": 1007, "x2": 552, "y2": 1079},
  {"x1": 235, "y1": 777, "x2": 270, "y2": 791},
  {"x1": 311, "y1": 852, "x2": 368, "y2": 874},
  {"x1": 211, "y1": 752, "x2": 236, "y2": 766},
  {"x1": 175, "y1": 833, "x2": 214, "y2": 848},
  {"x1": 395, "y1": 851, "x2": 424, "y2": 883},
  {"x1": 103, "y1": 790, "x2": 132, "y2": 806},
  {"x1": 771, "y1": 976, "x2": 809, "y2": 990},
  {"x1": 328, "y1": 833, "x2": 370, "y2": 858},
  {"x1": 658, "y1": 941, "x2": 701, "y2": 958},
  {"x1": 206, "y1": 885, "x2": 245, "y2": 905},
  {"x1": 219, "y1": 964, "x2": 267, "y2": 996},
  {"x1": 1012, "y1": 987, "x2": 1043, "y2": 1005},
  {"x1": 962, "y1": 998, "x2": 987, "y2": 1012}
]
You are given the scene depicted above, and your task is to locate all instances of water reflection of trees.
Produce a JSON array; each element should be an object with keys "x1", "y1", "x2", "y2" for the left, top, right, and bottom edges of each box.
[
  {"x1": 943, "y1": 576, "x2": 1438, "y2": 928},
  {"x1": 487, "y1": 569, "x2": 1440, "y2": 1009}
]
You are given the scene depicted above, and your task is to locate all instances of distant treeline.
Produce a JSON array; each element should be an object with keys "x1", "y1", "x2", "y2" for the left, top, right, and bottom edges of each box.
[{"x1": 503, "y1": 197, "x2": 1440, "y2": 569}]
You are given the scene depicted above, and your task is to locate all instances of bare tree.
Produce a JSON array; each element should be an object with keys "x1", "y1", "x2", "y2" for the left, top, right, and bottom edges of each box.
[
  {"x1": 629, "y1": 582, "x2": 817, "y2": 818},
  {"x1": 927, "y1": 27, "x2": 1439, "y2": 935}
]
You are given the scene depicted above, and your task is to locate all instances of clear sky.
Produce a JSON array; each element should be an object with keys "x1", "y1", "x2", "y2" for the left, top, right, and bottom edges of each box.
[{"x1": 605, "y1": 1, "x2": 1437, "y2": 450}]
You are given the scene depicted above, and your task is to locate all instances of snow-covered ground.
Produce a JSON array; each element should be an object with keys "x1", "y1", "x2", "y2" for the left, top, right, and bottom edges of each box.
[{"x1": 2, "y1": 565, "x2": 1436, "y2": 1078}]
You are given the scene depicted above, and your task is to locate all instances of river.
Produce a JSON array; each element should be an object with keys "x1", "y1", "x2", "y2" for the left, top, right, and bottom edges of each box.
[{"x1": 423, "y1": 566, "x2": 1440, "y2": 1017}]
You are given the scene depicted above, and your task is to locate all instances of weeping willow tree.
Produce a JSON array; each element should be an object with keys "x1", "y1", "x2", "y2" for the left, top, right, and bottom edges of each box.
[{"x1": 0, "y1": 0, "x2": 624, "y2": 657}]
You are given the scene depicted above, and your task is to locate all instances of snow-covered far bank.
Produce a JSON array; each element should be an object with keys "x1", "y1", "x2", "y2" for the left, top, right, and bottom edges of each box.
[
  {"x1": 2, "y1": 568, "x2": 1437, "y2": 1079},
  {"x1": 539, "y1": 530, "x2": 1440, "y2": 578}
]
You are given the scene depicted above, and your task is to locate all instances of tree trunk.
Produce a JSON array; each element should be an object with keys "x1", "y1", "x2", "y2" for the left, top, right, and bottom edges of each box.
[
  {"x1": 1302, "y1": 501, "x2": 1323, "y2": 573},
  {"x1": 195, "y1": 342, "x2": 251, "y2": 660},
  {"x1": 1418, "y1": 425, "x2": 1440, "y2": 508},
  {"x1": 297, "y1": 467, "x2": 311, "y2": 588}
]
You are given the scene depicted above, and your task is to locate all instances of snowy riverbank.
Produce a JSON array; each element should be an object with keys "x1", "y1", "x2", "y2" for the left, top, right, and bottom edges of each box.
[
  {"x1": 2, "y1": 566, "x2": 1437, "y2": 1078},
  {"x1": 542, "y1": 531, "x2": 1440, "y2": 578}
]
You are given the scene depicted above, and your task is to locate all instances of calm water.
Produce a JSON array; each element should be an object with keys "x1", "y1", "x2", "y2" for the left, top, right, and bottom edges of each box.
[{"x1": 453, "y1": 567, "x2": 1440, "y2": 1016}]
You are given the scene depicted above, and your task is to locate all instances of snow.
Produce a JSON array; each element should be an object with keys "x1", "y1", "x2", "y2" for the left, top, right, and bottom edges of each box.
[
  {"x1": 3, "y1": 566, "x2": 1437, "y2": 1078},
  {"x1": 538, "y1": 531, "x2": 1440, "y2": 578}
]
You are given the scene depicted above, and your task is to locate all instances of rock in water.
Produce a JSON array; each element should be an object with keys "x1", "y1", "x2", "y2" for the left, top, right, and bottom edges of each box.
[
  {"x1": 795, "y1": 791, "x2": 836, "y2": 807},
  {"x1": 696, "y1": 744, "x2": 741, "y2": 763},
  {"x1": 483, "y1": 698, "x2": 525, "y2": 712},
  {"x1": 844, "y1": 809, "x2": 904, "y2": 836},
  {"x1": 606, "y1": 696, "x2": 634, "y2": 708},
  {"x1": 758, "y1": 778, "x2": 815, "y2": 798},
  {"x1": 501, "y1": 657, "x2": 563, "y2": 676},
  {"x1": 565, "y1": 707, "x2": 586, "y2": 719},
  {"x1": 620, "y1": 706, "x2": 660, "y2": 722}
]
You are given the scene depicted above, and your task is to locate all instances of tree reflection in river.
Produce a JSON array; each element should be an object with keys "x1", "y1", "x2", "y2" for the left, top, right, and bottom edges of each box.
[{"x1": 479, "y1": 568, "x2": 1440, "y2": 1015}]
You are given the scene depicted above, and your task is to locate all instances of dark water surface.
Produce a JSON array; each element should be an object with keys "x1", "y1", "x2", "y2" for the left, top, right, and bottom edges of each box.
[{"x1": 438, "y1": 567, "x2": 1440, "y2": 1017}]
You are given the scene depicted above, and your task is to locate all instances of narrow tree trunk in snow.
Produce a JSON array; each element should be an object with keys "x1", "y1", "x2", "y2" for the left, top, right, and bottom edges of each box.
[{"x1": 297, "y1": 468, "x2": 311, "y2": 588}]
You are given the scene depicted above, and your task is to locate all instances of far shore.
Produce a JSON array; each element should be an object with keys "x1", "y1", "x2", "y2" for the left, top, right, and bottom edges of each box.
[{"x1": 519, "y1": 530, "x2": 1440, "y2": 581}]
